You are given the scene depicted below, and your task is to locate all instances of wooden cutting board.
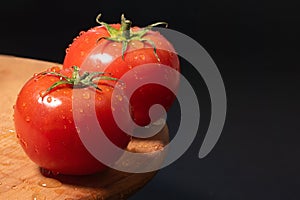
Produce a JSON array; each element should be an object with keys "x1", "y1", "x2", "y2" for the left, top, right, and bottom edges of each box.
[{"x1": 0, "y1": 55, "x2": 169, "y2": 200}]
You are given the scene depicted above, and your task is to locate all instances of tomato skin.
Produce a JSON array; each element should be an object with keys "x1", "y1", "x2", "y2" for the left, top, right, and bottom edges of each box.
[
  {"x1": 14, "y1": 68, "x2": 131, "y2": 175},
  {"x1": 63, "y1": 24, "x2": 180, "y2": 126}
]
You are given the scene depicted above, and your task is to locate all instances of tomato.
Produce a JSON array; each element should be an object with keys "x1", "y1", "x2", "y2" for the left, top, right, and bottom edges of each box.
[
  {"x1": 63, "y1": 14, "x2": 180, "y2": 126},
  {"x1": 13, "y1": 66, "x2": 131, "y2": 175}
]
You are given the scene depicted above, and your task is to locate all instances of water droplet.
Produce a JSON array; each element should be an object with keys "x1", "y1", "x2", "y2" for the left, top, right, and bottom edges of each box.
[
  {"x1": 130, "y1": 40, "x2": 144, "y2": 49},
  {"x1": 63, "y1": 125, "x2": 67, "y2": 130},
  {"x1": 65, "y1": 48, "x2": 69, "y2": 53},
  {"x1": 11, "y1": 185, "x2": 17, "y2": 190},
  {"x1": 39, "y1": 91, "x2": 46, "y2": 97},
  {"x1": 50, "y1": 66, "x2": 60, "y2": 72},
  {"x1": 79, "y1": 109, "x2": 84, "y2": 113},
  {"x1": 34, "y1": 147, "x2": 39, "y2": 154},
  {"x1": 38, "y1": 178, "x2": 62, "y2": 188},
  {"x1": 73, "y1": 36, "x2": 79, "y2": 42},
  {"x1": 47, "y1": 96, "x2": 52, "y2": 103},
  {"x1": 79, "y1": 31, "x2": 85, "y2": 36},
  {"x1": 82, "y1": 92, "x2": 90, "y2": 100},
  {"x1": 25, "y1": 116, "x2": 31, "y2": 122},
  {"x1": 140, "y1": 54, "x2": 146, "y2": 60},
  {"x1": 33, "y1": 73, "x2": 38, "y2": 77},
  {"x1": 32, "y1": 193, "x2": 47, "y2": 200},
  {"x1": 20, "y1": 139, "x2": 28, "y2": 148},
  {"x1": 116, "y1": 95, "x2": 123, "y2": 101}
]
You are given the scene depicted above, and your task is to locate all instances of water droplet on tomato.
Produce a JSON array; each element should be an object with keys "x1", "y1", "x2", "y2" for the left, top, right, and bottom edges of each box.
[
  {"x1": 82, "y1": 92, "x2": 90, "y2": 100},
  {"x1": 25, "y1": 116, "x2": 30, "y2": 122},
  {"x1": 33, "y1": 73, "x2": 38, "y2": 77},
  {"x1": 47, "y1": 96, "x2": 52, "y2": 103},
  {"x1": 39, "y1": 91, "x2": 46, "y2": 97},
  {"x1": 140, "y1": 54, "x2": 146, "y2": 60},
  {"x1": 73, "y1": 36, "x2": 80, "y2": 42},
  {"x1": 79, "y1": 31, "x2": 85, "y2": 36},
  {"x1": 50, "y1": 66, "x2": 60, "y2": 72},
  {"x1": 129, "y1": 40, "x2": 144, "y2": 49},
  {"x1": 116, "y1": 95, "x2": 123, "y2": 101},
  {"x1": 38, "y1": 178, "x2": 62, "y2": 188},
  {"x1": 20, "y1": 139, "x2": 28, "y2": 148},
  {"x1": 34, "y1": 147, "x2": 39, "y2": 154},
  {"x1": 65, "y1": 48, "x2": 70, "y2": 53}
]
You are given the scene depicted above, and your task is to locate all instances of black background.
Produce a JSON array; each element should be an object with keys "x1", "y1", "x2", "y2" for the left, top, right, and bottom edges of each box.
[{"x1": 1, "y1": 0, "x2": 300, "y2": 199}]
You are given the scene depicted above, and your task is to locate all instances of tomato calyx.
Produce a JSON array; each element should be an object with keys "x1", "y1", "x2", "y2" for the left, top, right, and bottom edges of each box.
[
  {"x1": 39, "y1": 66, "x2": 118, "y2": 97},
  {"x1": 96, "y1": 13, "x2": 168, "y2": 61}
]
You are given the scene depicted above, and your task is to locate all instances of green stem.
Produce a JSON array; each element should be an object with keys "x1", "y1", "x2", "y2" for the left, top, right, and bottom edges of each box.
[
  {"x1": 39, "y1": 66, "x2": 118, "y2": 98},
  {"x1": 96, "y1": 13, "x2": 168, "y2": 61}
]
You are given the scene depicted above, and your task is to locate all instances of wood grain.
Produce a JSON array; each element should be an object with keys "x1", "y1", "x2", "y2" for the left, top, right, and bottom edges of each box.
[{"x1": 0, "y1": 55, "x2": 169, "y2": 200}]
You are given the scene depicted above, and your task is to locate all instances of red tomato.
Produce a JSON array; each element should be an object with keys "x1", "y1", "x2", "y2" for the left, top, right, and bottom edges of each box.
[
  {"x1": 14, "y1": 67, "x2": 131, "y2": 175},
  {"x1": 63, "y1": 14, "x2": 180, "y2": 126}
]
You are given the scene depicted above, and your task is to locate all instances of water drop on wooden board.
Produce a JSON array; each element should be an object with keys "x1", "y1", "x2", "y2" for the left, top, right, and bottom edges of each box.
[
  {"x1": 32, "y1": 193, "x2": 47, "y2": 200},
  {"x1": 38, "y1": 178, "x2": 62, "y2": 188}
]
